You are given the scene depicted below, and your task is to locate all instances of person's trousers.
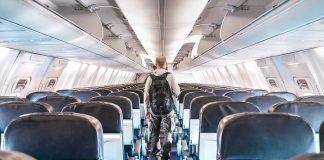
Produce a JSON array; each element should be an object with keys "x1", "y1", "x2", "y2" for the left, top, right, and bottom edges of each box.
[{"x1": 149, "y1": 111, "x2": 175, "y2": 158}]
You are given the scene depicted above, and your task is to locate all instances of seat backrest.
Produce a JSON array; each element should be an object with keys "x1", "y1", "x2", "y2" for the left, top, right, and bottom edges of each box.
[
  {"x1": 247, "y1": 89, "x2": 268, "y2": 96},
  {"x1": 183, "y1": 91, "x2": 214, "y2": 109},
  {"x1": 124, "y1": 89, "x2": 144, "y2": 104},
  {"x1": 0, "y1": 150, "x2": 35, "y2": 160},
  {"x1": 90, "y1": 89, "x2": 112, "y2": 96},
  {"x1": 212, "y1": 89, "x2": 234, "y2": 96},
  {"x1": 223, "y1": 91, "x2": 255, "y2": 101},
  {"x1": 200, "y1": 102, "x2": 260, "y2": 133},
  {"x1": 245, "y1": 95, "x2": 287, "y2": 112},
  {"x1": 205, "y1": 88, "x2": 214, "y2": 93},
  {"x1": 26, "y1": 91, "x2": 59, "y2": 101},
  {"x1": 290, "y1": 153, "x2": 324, "y2": 160},
  {"x1": 190, "y1": 95, "x2": 232, "y2": 119},
  {"x1": 269, "y1": 102, "x2": 324, "y2": 133},
  {"x1": 68, "y1": 90, "x2": 101, "y2": 102},
  {"x1": 56, "y1": 89, "x2": 78, "y2": 95},
  {"x1": 37, "y1": 95, "x2": 80, "y2": 112},
  {"x1": 179, "y1": 89, "x2": 200, "y2": 103},
  {"x1": 109, "y1": 91, "x2": 139, "y2": 109},
  {"x1": 297, "y1": 96, "x2": 324, "y2": 104},
  {"x1": 0, "y1": 101, "x2": 53, "y2": 133},
  {"x1": 217, "y1": 113, "x2": 314, "y2": 159},
  {"x1": 62, "y1": 102, "x2": 122, "y2": 133},
  {"x1": 4, "y1": 113, "x2": 103, "y2": 160},
  {"x1": 0, "y1": 96, "x2": 27, "y2": 103},
  {"x1": 90, "y1": 96, "x2": 132, "y2": 120},
  {"x1": 266, "y1": 91, "x2": 297, "y2": 101}
]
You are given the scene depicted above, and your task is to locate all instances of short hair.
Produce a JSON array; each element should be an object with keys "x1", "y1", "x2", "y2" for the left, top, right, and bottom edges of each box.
[{"x1": 155, "y1": 56, "x2": 166, "y2": 68}]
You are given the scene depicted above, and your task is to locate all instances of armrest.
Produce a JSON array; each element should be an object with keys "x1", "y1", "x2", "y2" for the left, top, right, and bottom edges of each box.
[{"x1": 133, "y1": 139, "x2": 142, "y2": 157}]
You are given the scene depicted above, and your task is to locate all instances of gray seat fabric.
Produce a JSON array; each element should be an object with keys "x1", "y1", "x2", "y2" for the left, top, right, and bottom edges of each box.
[
  {"x1": 217, "y1": 113, "x2": 315, "y2": 160},
  {"x1": 269, "y1": 102, "x2": 324, "y2": 132},
  {"x1": 247, "y1": 89, "x2": 268, "y2": 96},
  {"x1": 223, "y1": 91, "x2": 255, "y2": 101},
  {"x1": 290, "y1": 153, "x2": 324, "y2": 160},
  {"x1": 37, "y1": 95, "x2": 80, "y2": 112},
  {"x1": 56, "y1": 89, "x2": 78, "y2": 95},
  {"x1": 90, "y1": 89, "x2": 112, "y2": 96},
  {"x1": 26, "y1": 91, "x2": 59, "y2": 101},
  {"x1": 190, "y1": 95, "x2": 232, "y2": 119},
  {"x1": 62, "y1": 102, "x2": 122, "y2": 133},
  {"x1": 0, "y1": 96, "x2": 27, "y2": 103},
  {"x1": 4, "y1": 113, "x2": 103, "y2": 160},
  {"x1": 319, "y1": 122, "x2": 324, "y2": 151},
  {"x1": 90, "y1": 96, "x2": 132, "y2": 119},
  {"x1": 179, "y1": 89, "x2": 200, "y2": 103},
  {"x1": 124, "y1": 89, "x2": 144, "y2": 104},
  {"x1": 183, "y1": 91, "x2": 214, "y2": 109},
  {"x1": 68, "y1": 91, "x2": 101, "y2": 102},
  {"x1": 266, "y1": 92, "x2": 297, "y2": 101},
  {"x1": 0, "y1": 150, "x2": 35, "y2": 160},
  {"x1": 200, "y1": 102, "x2": 260, "y2": 133},
  {"x1": 245, "y1": 95, "x2": 287, "y2": 112},
  {"x1": 0, "y1": 101, "x2": 53, "y2": 133},
  {"x1": 297, "y1": 96, "x2": 324, "y2": 104},
  {"x1": 109, "y1": 91, "x2": 140, "y2": 109},
  {"x1": 213, "y1": 89, "x2": 234, "y2": 96}
]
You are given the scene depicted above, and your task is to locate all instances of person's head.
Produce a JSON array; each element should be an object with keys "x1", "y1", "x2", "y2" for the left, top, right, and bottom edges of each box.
[{"x1": 155, "y1": 56, "x2": 167, "y2": 69}]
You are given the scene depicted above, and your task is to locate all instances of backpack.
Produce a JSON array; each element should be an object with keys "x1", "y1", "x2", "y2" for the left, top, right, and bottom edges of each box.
[{"x1": 149, "y1": 72, "x2": 176, "y2": 115}]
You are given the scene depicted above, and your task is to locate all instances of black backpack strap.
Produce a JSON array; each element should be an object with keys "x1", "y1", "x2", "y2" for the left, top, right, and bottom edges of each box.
[{"x1": 160, "y1": 72, "x2": 170, "y2": 79}]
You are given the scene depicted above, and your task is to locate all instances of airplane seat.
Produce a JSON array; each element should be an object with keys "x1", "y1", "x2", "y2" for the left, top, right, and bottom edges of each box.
[
  {"x1": 199, "y1": 102, "x2": 260, "y2": 160},
  {"x1": 0, "y1": 150, "x2": 36, "y2": 160},
  {"x1": 67, "y1": 90, "x2": 101, "y2": 102},
  {"x1": 62, "y1": 102, "x2": 126, "y2": 160},
  {"x1": 212, "y1": 89, "x2": 234, "y2": 96},
  {"x1": 182, "y1": 91, "x2": 214, "y2": 130},
  {"x1": 247, "y1": 89, "x2": 268, "y2": 96},
  {"x1": 124, "y1": 89, "x2": 145, "y2": 124},
  {"x1": 89, "y1": 96, "x2": 134, "y2": 146},
  {"x1": 245, "y1": 95, "x2": 287, "y2": 112},
  {"x1": 223, "y1": 91, "x2": 255, "y2": 101},
  {"x1": 26, "y1": 91, "x2": 59, "y2": 102},
  {"x1": 266, "y1": 91, "x2": 297, "y2": 101},
  {"x1": 0, "y1": 96, "x2": 28, "y2": 103},
  {"x1": 4, "y1": 113, "x2": 103, "y2": 160},
  {"x1": 0, "y1": 101, "x2": 53, "y2": 148},
  {"x1": 217, "y1": 113, "x2": 315, "y2": 159},
  {"x1": 109, "y1": 91, "x2": 141, "y2": 130},
  {"x1": 37, "y1": 95, "x2": 80, "y2": 112},
  {"x1": 178, "y1": 89, "x2": 200, "y2": 120},
  {"x1": 90, "y1": 89, "x2": 112, "y2": 96},
  {"x1": 205, "y1": 88, "x2": 214, "y2": 93},
  {"x1": 289, "y1": 153, "x2": 324, "y2": 160},
  {"x1": 270, "y1": 101, "x2": 324, "y2": 152},
  {"x1": 56, "y1": 89, "x2": 79, "y2": 95},
  {"x1": 296, "y1": 95, "x2": 324, "y2": 104}
]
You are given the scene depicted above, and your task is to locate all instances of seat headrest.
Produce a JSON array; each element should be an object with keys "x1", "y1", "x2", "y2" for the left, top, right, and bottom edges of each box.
[
  {"x1": 0, "y1": 150, "x2": 36, "y2": 160},
  {"x1": 124, "y1": 89, "x2": 144, "y2": 103},
  {"x1": 247, "y1": 89, "x2": 268, "y2": 96},
  {"x1": 179, "y1": 90, "x2": 200, "y2": 103},
  {"x1": 289, "y1": 153, "x2": 324, "y2": 160},
  {"x1": 212, "y1": 89, "x2": 234, "y2": 96},
  {"x1": 62, "y1": 102, "x2": 122, "y2": 133},
  {"x1": 297, "y1": 96, "x2": 324, "y2": 104},
  {"x1": 109, "y1": 91, "x2": 139, "y2": 109},
  {"x1": 183, "y1": 91, "x2": 214, "y2": 109},
  {"x1": 68, "y1": 91, "x2": 101, "y2": 102},
  {"x1": 245, "y1": 95, "x2": 287, "y2": 112},
  {"x1": 90, "y1": 96, "x2": 132, "y2": 119},
  {"x1": 26, "y1": 91, "x2": 59, "y2": 102},
  {"x1": 56, "y1": 89, "x2": 78, "y2": 95},
  {"x1": 0, "y1": 96, "x2": 27, "y2": 103},
  {"x1": 37, "y1": 95, "x2": 80, "y2": 112},
  {"x1": 200, "y1": 101, "x2": 259, "y2": 133},
  {"x1": 217, "y1": 113, "x2": 314, "y2": 159},
  {"x1": 0, "y1": 101, "x2": 53, "y2": 133},
  {"x1": 270, "y1": 101, "x2": 324, "y2": 132},
  {"x1": 4, "y1": 113, "x2": 103, "y2": 160},
  {"x1": 190, "y1": 95, "x2": 232, "y2": 119},
  {"x1": 223, "y1": 91, "x2": 255, "y2": 101},
  {"x1": 90, "y1": 89, "x2": 112, "y2": 96},
  {"x1": 266, "y1": 92, "x2": 297, "y2": 101}
]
